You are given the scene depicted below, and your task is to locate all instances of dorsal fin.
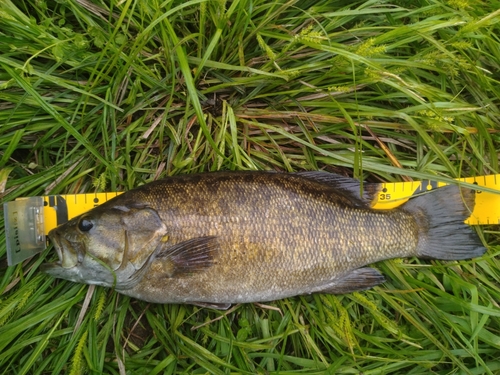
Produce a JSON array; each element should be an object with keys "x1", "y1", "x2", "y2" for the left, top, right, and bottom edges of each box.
[{"x1": 295, "y1": 171, "x2": 380, "y2": 208}]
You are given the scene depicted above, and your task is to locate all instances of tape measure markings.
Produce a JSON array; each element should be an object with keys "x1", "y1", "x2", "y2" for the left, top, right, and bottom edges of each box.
[
  {"x1": 43, "y1": 192, "x2": 123, "y2": 235},
  {"x1": 4, "y1": 175, "x2": 499, "y2": 266},
  {"x1": 373, "y1": 174, "x2": 500, "y2": 225}
]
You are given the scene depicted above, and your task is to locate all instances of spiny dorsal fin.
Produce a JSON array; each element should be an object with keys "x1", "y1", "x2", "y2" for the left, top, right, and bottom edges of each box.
[
  {"x1": 156, "y1": 236, "x2": 220, "y2": 277},
  {"x1": 296, "y1": 171, "x2": 380, "y2": 208}
]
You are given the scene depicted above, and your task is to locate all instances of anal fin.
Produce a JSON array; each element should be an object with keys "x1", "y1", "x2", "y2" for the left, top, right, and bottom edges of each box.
[
  {"x1": 319, "y1": 267, "x2": 385, "y2": 294},
  {"x1": 190, "y1": 301, "x2": 232, "y2": 310}
]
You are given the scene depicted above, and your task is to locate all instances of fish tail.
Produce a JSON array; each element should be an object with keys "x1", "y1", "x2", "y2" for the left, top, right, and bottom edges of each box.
[{"x1": 402, "y1": 185, "x2": 486, "y2": 260}]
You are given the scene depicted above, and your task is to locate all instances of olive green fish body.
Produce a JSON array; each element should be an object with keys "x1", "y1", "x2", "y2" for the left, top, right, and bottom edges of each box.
[{"x1": 43, "y1": 171, "x2": 486, "y2": 308}]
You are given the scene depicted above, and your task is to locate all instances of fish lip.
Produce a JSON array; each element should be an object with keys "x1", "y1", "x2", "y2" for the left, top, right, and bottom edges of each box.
[
  {"x1": 42, "y1": 229, "x2": 68, "y2": 270},
  {"x1": 48, "y1": 230, "x2": 63, "y2": 266},
  {"x1": 40, "y1": 230, "x2": 74, "y2": 275}
]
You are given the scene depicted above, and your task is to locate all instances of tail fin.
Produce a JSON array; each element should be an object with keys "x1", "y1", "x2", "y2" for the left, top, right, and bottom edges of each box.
[{"x1": 402, "y1": 185, "x2": 486, "y2": 260}]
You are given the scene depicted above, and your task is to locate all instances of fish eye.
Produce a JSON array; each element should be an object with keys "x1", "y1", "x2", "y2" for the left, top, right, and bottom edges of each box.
[{"x1": 78, "y1": 218, "x2": 94, "y2": 232}]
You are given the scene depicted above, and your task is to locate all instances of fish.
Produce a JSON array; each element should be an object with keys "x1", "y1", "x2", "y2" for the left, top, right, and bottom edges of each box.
[{"x1": 42, "y1": 171, "x2": 486, "y2": 309}]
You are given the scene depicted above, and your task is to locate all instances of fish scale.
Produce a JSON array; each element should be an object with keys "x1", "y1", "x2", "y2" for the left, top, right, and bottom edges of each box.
[
  {"x1": 118, "y1": 174, "x2": 425, "y2": 303},
  {"x1": 42, "y1": 171, "x2": 486, "y2": 309}
]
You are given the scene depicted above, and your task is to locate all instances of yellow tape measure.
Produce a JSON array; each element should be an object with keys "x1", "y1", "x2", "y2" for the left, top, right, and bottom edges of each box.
[
  {"x1": 372, "y1": 174, "x2": 500, "y2": 225},
  {"x1": 4, "y1": 192, "x2": 121, "y2": 266},
  {"x1": 40, "y1": 175, "x2": 499, "y2": 232},
  {"x1": 4, "y1": 174, "x2": 500, "y2": 266},
  {"x1": 42, "y1": 192, "x2": 122, "y2": 236}
]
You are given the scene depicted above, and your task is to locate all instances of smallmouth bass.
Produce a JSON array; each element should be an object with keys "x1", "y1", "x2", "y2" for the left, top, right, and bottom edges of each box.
[{"x1": 42, "y1": 171, "x2": 486, "y2": 309}]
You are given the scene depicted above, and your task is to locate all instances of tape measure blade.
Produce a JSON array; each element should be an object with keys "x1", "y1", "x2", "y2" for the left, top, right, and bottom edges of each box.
[
  {"x1": 40, "y1": 175, "x2": 500, "y2": 232},
  {"x1": 372, "y1": 181, "x2": 420, "y2": 209},
  {"x1": 373, "y1": 174, "x2": 500, "y2": 225},
  {"x1": 465, "y1": 174, "x2": 500, "y2": 225},
  {"x1": 43, "y1": 192, "x2": 122, "y2": 235}
]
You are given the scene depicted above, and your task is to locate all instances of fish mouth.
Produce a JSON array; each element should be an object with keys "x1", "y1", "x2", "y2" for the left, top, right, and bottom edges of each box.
[
  {"x1": 49, "y1": 231, "x2": 63, "y2": 265},
  {"x1": 41, "y1": 229, "x2": 82, "y2": 270}
]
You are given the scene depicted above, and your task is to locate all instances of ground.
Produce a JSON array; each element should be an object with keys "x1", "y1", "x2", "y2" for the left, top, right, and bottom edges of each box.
[{"x1": 0, "y1": 0, "x2": 499, "y2": 374}]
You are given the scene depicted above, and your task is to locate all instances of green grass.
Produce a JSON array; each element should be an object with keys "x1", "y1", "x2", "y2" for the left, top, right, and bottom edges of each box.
[{"x1": 1, "y1": 0, "x2": 500, "y2": 373}]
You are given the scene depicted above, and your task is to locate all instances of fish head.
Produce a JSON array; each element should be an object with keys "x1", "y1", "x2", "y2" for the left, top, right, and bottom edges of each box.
[{"x1": 42, "y1": 202, "x2": 167, "y2": 289}]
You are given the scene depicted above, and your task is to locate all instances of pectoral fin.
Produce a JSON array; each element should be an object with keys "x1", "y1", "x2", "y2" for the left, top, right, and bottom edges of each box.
[
  {"x1": 319, "y1": 267, "x2": 385, "y2": 294},
  {"x1": 156, "y1": 236, "x2": 220, "y2": 277}
]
